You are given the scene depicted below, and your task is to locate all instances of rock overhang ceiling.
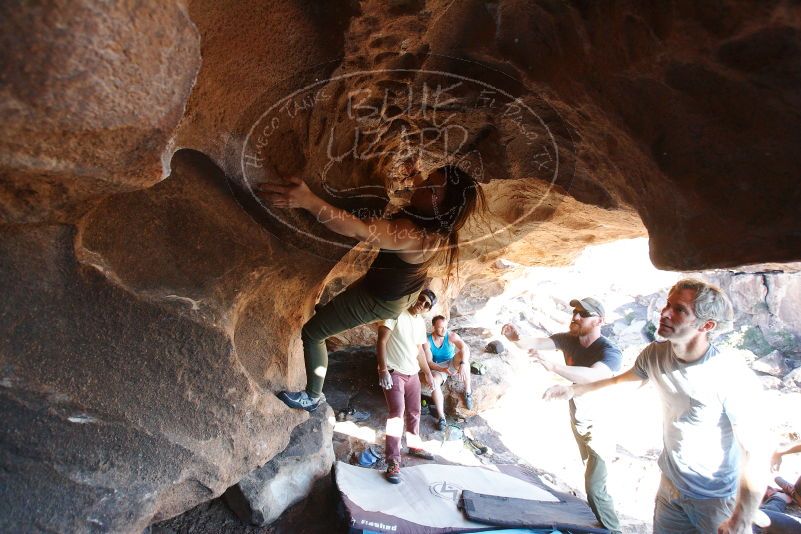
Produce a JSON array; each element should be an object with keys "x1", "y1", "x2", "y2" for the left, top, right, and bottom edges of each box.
[
  {"x1": 2, "y1": 1, "x2": 801, "y2": 531},
  {"x1": 4, "y1": 1, "x2": 800, "y2": 268}
]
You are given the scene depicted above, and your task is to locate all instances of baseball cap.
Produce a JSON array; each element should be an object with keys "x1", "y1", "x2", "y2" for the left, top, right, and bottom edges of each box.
[
  {"x1": 420, "y1": 288, "x2": 437, "y2": 307},
  {"x1": 569, "y1": 297, "x2": 605, "y2": 317}
]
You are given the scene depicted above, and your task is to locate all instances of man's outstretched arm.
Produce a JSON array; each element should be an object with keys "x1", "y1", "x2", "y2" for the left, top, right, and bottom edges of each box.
[
  {"x1": 417, "y1": 346, "x2": 435, "y2": 389},
  {"x1": 539, "y1": 359, "x2": 613, "y2": 385},
  {"x1": 501, "y1": 323, "x2": 556, "y2": 351},
  {"x1": 771, "y1": 439, "x2": 801, "y2": 471},
  {"x1": 450, "y1": 332, "x2": 470, "y2": 359},
  {"x1": 543, "y1": 366, "x2": 645, "y2": 400}
]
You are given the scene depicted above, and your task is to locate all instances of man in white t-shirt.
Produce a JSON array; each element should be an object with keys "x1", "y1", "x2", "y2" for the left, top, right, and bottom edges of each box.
[
  {"x1": 377, "y1": 289, "x2": 437, "y2": 484},
  {"x1": 544, "y1": 279, "x2": 771, "y2": 534}
]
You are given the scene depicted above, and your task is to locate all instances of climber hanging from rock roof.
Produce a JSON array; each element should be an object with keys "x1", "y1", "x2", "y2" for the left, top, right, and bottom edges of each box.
[{"x1": 258, "y1": 162, "x2": 485, "y2": 411}]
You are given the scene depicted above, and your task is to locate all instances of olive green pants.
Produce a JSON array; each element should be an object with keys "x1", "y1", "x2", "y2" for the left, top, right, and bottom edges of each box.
[
  {"x1": 301, "y1": 281, "x2": 420, "y2": 397},
  {"x1": 570, "y1": 401, "x2": 621, "y2": 533}
]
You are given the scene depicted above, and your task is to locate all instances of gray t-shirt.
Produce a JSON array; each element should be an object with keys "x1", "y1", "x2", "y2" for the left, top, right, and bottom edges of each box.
[{"x1": 633, "y1": 341, "x2": 762, "y2": 499}]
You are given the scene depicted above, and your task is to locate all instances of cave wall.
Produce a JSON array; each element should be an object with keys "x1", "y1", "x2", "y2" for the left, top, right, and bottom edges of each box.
[
  {"x1": 2, "y1": 0, "x2": 801, "y2": 531},
  {"x1": 0, "y1": 1, "x2": 201, "y2": 223},
  {"x1": 0, "y1": 150, "x2": 327, "y2": 532}
]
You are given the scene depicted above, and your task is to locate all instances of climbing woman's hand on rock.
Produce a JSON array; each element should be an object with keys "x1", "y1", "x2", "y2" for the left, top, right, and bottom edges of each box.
[{"x1": 257, "y1": 176, "x2": 315, "y2": 210}]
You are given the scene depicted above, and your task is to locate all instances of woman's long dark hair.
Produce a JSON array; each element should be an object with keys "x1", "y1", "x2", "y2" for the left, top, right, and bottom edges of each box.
[{"x1": 396, "y1": 165, "x2": 484, "y2": 284}]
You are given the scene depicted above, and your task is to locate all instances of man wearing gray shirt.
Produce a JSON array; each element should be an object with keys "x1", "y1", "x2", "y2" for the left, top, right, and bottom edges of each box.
[{"x1": 544, "y1": 279, "x2": 770, "y2": 534}]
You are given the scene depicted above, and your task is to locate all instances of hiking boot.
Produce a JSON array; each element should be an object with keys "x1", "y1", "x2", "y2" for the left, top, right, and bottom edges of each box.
[
  {"x1": 385, "y1": 460, "x2": 401, "y2": 484},
  {"x1": 437, "y1": 417, "x2": 447, "y2": 431},
  {"x1": 775, "y1": 476, "x2": 801, "y2": 506},
  {"x1": 464, "y1": 392, "x2": 473, "y2": 410},
  {"x1": 277, "y1": 390, "x2": 324, "y2": 412},
  {"x1": 408, "y1": 447, "x2": 434, "y2": 460}
]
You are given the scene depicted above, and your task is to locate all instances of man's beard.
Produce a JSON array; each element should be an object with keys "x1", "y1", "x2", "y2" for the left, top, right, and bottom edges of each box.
[{"x1": 569, "y1": 322, "x2": 591, "y2": 336}]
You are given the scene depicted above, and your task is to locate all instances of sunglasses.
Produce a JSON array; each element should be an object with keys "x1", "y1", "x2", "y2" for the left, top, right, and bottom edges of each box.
[
  {"x1": 418, "y1": 297, "x2": 433, "y2": 309},
  {"x1": 573, "y1": 308, "x2": 597, "y2": 318}
]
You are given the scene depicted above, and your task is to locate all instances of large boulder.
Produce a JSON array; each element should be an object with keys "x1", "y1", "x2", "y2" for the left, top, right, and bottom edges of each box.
[
  {"x1": 0, "y1": 1, "x2": 201, "y2": 223},
  {"x1": 0, "y1": 151, "x2": 326, "y2": 532},
  {"x1": 224, "y1": 405, "x2": 335, "y2": 526},
  {"x1": 751, "y1": 351, "x2": 792, "y2": 378}
]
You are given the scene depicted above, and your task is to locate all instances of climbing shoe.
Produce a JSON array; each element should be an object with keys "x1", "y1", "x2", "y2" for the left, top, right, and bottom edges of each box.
[
  {"x1": 437, "y1": 417, "x2": 447, "y2": 431},
  {"x1": 464, "y1": 392, "x2": 474, "y2": 410},
  {"x1": 277, "y1": 390, "x2": 324, "y2": 412},
  {"x1": 385, "y1": 460, "x2": 401, "y2": 484},
  {"x1": 465, "y1": 435, "x2": 489, "y2": 455}
]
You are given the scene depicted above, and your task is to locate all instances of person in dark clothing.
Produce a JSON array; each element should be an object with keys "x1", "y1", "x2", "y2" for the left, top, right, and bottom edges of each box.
[
  {"x1": 503, "y1": 297, "x2": 623, "y2": 534},
  {"x1": 755, "y1": 488, "x2": 801, "y2": 534},
  {"x1": 753, "y1": 440, "x2": 801, "y2": 533},
  {"x1": 258, "y1": 164, "x2": 483, "y2": 411}
]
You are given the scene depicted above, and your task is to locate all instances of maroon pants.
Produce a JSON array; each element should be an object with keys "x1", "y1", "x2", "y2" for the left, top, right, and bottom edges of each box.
[{"x1": 383, "y1": 371, "x2": 421, "y2": 463}]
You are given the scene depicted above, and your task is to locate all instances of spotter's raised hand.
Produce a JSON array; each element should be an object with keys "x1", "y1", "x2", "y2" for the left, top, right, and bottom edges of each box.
[{"x1": 501, "y1": 323, "x2": 520, "y2": 342}]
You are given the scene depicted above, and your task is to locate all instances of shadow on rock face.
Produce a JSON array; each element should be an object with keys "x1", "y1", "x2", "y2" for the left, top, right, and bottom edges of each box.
[{"x1": 0, "y1": 149, "x2": 339, "y2": 532}]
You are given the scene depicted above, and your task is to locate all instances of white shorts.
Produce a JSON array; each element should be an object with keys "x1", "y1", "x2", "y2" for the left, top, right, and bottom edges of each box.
[{"x1": 431, "y1": 360, "x2": 457, "y2": 383}]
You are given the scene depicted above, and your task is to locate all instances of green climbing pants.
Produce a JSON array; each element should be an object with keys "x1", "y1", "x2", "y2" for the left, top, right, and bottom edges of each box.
[
  {"x1": 302, "y1": 281, "x2": 420, "y2": 397},
  {"x1": 570, "y1": 401, "x2": 622, "y2": 534}
]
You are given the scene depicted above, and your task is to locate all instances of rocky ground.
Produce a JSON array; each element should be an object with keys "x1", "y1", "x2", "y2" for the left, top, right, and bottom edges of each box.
[{"x1": 154, "y1": 239, "x2": 801, "y2": 533}]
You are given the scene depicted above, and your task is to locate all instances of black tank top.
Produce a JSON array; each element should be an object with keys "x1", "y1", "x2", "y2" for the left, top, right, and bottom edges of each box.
[{"x1": 363, "y1": 250, "x2": 428, "y2": 301}]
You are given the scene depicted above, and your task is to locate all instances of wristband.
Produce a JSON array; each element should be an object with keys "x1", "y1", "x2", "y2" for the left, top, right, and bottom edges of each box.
[{"x1": 377, "y1": 367, "x2": 388, "y2": 373}]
